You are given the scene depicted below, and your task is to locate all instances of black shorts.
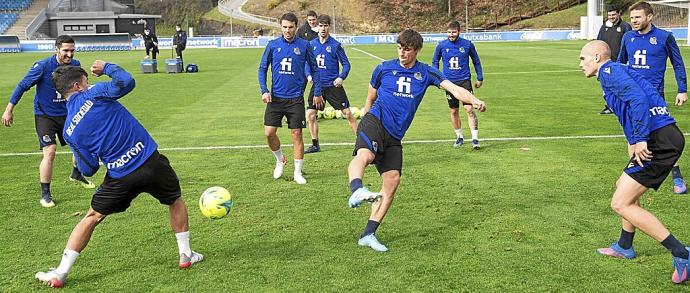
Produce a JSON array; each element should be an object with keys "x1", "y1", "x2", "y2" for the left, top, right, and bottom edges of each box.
[
  {"x1": 91, "y1": 151, "x2": 182, "y2": 215},
  {"x1": 446, "y1": 80, "x2": 473, "y2": 108},
  {"x1": 353, "y1": 113, "x2": 403, "y2": 174},
  {"x1": 35, "y1": 115, "x2": 67, "y2": 149},
  {"x1": 307, "y1": 85, "x2": 350, "y2": 110},
  {"x1": 624, "y1": 123, "x2": 685, "y2": 190},
  {"x1": 264, "y1": 97, "x2": 306, "y2": 129}
]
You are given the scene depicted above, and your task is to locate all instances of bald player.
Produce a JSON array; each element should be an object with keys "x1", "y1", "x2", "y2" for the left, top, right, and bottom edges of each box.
[{"x1": 580, "y1": 40, "x2": 690, "y2": 284}]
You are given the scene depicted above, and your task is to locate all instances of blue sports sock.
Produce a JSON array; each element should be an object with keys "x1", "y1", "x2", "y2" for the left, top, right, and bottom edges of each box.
[
  {"x1": 662, "y1": 234, "x2": 689, "y2": 259},
  {"x1": 672, "y1": 166, "x2": 683, "y2": 179},
  {"x1": 40, "y1": 182, "x2": 51, "y2": 197},
  {"x1": 361, "y1": 220, "x2": 380, "y2": 238},
  {"x1": 618, "y1": 229, "x2": 635, "y2": 249},
  {"x1": 350, "y1": 178, "x2": 363, "y2": 194}
]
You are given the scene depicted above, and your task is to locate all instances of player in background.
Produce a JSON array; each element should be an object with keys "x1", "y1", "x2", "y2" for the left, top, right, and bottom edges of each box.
[
  {"x1": 347, "y1": 29, "x2": 486, "y2": 252},
  {"x1": 432, "y1": 20, "x2": 484, "y2": 149},
  {"x1": 304, "y1": 14, "x2": 355, "y2": 154},
  {"x1": 618, "y1": 1, "x2": 688, "y2": 194},
  {"x1": 258, "y1": 12, "x2": 322, "y2": 184},
  {"x1": 1, "y1": 35, "x2": 94, "y2": 208},
  {"x1": 596, "y1": 5, "x2": 631, "y2": 114},
  {"x1": 297, "y1": 10, "x2": 318, "y2": 41},
  {"x1": 580, "y1": 40, "x2": 690, "y2": 284},
  {"x1": 35, "y1": 61, "x2": 203, "y2": 288}
]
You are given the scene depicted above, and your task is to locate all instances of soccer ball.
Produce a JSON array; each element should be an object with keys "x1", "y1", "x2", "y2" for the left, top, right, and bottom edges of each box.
[
  {"x1": 199, "y1": 186, "x2": 233, "y2": 219},
  {"x1": 317, "y1": 110, "x2": 324, "y2": 119},
  {"x1": 324, "y1": 107, "x2": 335, "y2": 119},
  {"x1": 335, "y1": 110, "x2": 343, "y2": 119},
  {"x1": 350, "y1": 107, "x2": 361, "y2": 119}
]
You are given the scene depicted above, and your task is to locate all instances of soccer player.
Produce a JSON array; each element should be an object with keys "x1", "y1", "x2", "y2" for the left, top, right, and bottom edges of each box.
[
  {"x1": 258, "y1": 12, "x2": 321, "y2": 184},
  {"x1": 432, "y1": 20, "x2": 484, "y2": 149},
  {"x1": 580, "y1": 40, "x2": 690, "y2": 284},
  {"x1": 596, "y1": 5, "x2": 632, "y2": 114},
  {"x1": 1, "y1": 35, "x2": 94, "y2": 208},
  {"x1": 618, "y1": 1, "x2": 688, "y2": 194},
  {"x1": 304, "y1": 14, "x2": 355, "y2": 154},
  {"x1": 347, "y1": 29, "x2": 486, "y2": 252},
  {"x1": 35, "y1": 61, "x2": 203, "y2": 288}
]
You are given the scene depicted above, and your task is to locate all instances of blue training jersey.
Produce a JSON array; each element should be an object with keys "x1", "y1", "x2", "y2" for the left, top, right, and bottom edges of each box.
[
  {"x1": 304, "y1": 36, "x2": 351, "y2": 88},
  {"x1": 369, "y1": 59, "x2": 446, "y2": 140},
  {"x1": 618, "y1": 25, "x2": 687, "y2": 95},
  {"x1": 432, "y1": 37, "x2": 483, "y2": 83},
  {"x1": 64, "y1": 63, "x2": 157, "y2": 179},
  {"x1": 598, "y1": 61, "x2": 676, "y2": 145},
  {"x1": 258, "y1": 36, "x2": 321, "y2": 98},
  {"x1": 9, "y1": 55, "x2": 81, "y2": 116}
]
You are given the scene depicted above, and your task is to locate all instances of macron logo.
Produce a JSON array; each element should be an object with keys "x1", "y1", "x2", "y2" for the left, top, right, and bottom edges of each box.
[{"x1": 106, "y1": 142, "x2": 145, "y2": 169}]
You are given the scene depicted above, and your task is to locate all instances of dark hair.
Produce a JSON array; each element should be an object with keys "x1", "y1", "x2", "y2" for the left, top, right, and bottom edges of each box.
[
  {"x1": 307, "y1": 10, "x2": 317, "y2": 18},
  {"x1": 397, "y1": 29, "x2": 423, "y2": 51},
  {"x1": 447, "y1": 20, "x2": 461, "y2": 30},
  {"x1": 280, "y1": 12, "x2": 299, "y2": 25},
  {"x1": 630, "y1": 1, "x2": 654, "y2": 15},
  {"x1": 317, "y1": 14, "x2": 331, "y2": 25},
  {"x1": 51, "y1": 66, "x2": 87, "y2": 96},
  {"x1": 606, "y1": 5, "x2": 620, "y2": 13},
  {"x1": 55, "y1": 35, "x2": 75, "y2": 49}
]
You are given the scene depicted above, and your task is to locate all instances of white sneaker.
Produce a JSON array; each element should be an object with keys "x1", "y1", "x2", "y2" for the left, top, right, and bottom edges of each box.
[
  {"x1": 273, "y1": 157, "x2": 287, "y2": 179},
  {"x1": 179, "y1": 251, "x2": 204, "y2": 269},
  {"x1": 293, "y1": 173, "x2": 307, "y2": 184},
  {"x1": 35, "y1": 269, "x2": 66, "y2": 288},
  {"x1": 40, "y1": 195, "x2": 55, "y2": 208},
  {"x1": 348, "y1": 187, "x2": 381, "y2": 208},
  {"x1": 358, "y1": 234, "x2": 388, "y2": 252}
]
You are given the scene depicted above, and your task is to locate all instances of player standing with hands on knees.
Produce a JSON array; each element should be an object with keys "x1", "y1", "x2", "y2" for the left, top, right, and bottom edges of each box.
[{"x1": 580, "y1": 40, "x2": 690, "y2": 284}]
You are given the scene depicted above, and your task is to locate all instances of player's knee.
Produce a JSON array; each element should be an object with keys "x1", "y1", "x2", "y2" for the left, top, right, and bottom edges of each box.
[
  {"x1": 450, "y1": 108, "x2": 459, "y2": 115},
  {"x1": 264, "y1": 128, "x2": 277, "y2": 139},
  {"x1": 464, "y1": 107, "x2": 475, "y2": 115},
  {"x1": 290, "y1": 129, "x2": 303, "y2": 140},
  {"x1": 43, "y1": 148, "x2": 57, "y2": 161},
  {"x1": 609, "y1": 197, "x2": 628, "y2": 214},
  {"x1": 384, "y1": 172, "x2": 401, "y2": 186},
  {"x1": 84, "y1": 209, "x2": 107, "y2": 224}
]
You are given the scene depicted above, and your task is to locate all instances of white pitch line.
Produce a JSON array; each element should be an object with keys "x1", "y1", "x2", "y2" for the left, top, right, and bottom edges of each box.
[
  {"x1": 351, "y1": 47, "x2": 579, "y2": 75},
  {"x1": 0, "y1": 133, "x2": 669, "y2": 157}
]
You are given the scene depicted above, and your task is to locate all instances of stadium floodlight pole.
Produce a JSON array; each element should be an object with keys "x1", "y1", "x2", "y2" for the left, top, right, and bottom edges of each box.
[
  {"x1": 448, "y1": 0, "x2": 451, "y2": 17},
  {"x1": 465, "y1": 0, "x2": 469, "y2": 33},
  {"x1": 230, "y1": 9, "x2": 233, "y2": 37}
]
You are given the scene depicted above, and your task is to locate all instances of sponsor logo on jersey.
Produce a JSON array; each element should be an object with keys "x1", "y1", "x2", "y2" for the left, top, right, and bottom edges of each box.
[{"x1": 106, "y1": 142, "x2": 145, "y2": 169}]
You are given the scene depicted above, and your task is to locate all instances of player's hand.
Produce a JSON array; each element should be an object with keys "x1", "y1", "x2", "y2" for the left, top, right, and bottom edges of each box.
[
  {"x1": 153, "y1": 42, "x2": 158, "y2": 46},
  {"x1": 333, "y1": 77, "x2": 344, "y2": 87},
  {"x1": 1, "y1": 109, "x2": 13, "y2": 127},
  {"x1": 675, "y1": 92, "x2": 687, "y2": 106},
  {"x1": 633, "y1": 141, "x2": 652, "y2": 167},
  {"x1": 90, "y1": 60, "x2": 106, "y2": 77},
  {"x1": 472, "y1": 99, "x2": 486, "y2": 112},
  {"x1": 314, "y1": 96, "x2": 324, "y2": 109},
  {"x1": 307, "y1": 75, "x2": 312, "y2": 83},
  {"x1": 475, "y1": 80, "x2": 483, "y2": 89},
  {"x1": 262, "y1": 92, "x2": 272, "y2": 103},
  {"x1": 173, "y1": 44, "x2": 177, "y2": 49}
]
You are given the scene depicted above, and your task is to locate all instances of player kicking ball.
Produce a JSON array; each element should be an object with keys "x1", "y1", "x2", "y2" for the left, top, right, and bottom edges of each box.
[
  {"x1": 347, "y1": 29, "x2": 486, "y2": 252},
  {"x1": 580, "y1": 40, "x2": 690, "y2": 284},
  {"x1": 35, "y1": 61, "x2": 202, "y2": 288}
]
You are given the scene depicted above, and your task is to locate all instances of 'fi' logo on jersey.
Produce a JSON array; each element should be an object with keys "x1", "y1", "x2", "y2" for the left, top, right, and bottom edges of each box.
[
  {"x1": 293, "y1": 47, "x2": 301, "y2": 55},
  {"x1": 414, "y1": 72, "x2": 422, "y2": 81},
  {"x1": 650, "y1": 37, "x2": 657, "y2": 45},
  {"x1": 326, "y1": 46, "x2": 332, "y2": 53}
]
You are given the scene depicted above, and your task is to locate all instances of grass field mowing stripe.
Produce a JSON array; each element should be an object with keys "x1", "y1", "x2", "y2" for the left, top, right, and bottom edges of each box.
[{"x1": 0, "y1": 133, "x2": 652, "y2": 157}]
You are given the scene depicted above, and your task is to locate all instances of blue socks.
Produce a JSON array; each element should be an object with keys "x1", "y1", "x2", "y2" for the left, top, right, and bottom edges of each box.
[
  {"x1": 350, "y1": 178, "x2": 363, "y2": 194},
  {"x1": 361, "y1": 220, "x2": 380, "y2": 238}
]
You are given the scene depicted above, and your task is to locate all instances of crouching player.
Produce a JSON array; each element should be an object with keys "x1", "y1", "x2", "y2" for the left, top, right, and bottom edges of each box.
[
  {"x1": 35, "y1": 61, "x2": 203, "y2": 288},
  {"x1": 580, "y1": 40, "x2": 690, "y2": 284}
]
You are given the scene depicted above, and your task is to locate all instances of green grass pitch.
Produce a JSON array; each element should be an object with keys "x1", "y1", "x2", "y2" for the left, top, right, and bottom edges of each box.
[{"x1": 2, "y1": 41, "x2": 690, "y2": 291}]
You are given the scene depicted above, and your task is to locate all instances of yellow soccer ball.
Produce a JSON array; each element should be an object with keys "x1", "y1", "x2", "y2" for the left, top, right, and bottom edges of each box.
[{"x1": 199, "y1": 186, "x2": 233, "y2": 219}]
